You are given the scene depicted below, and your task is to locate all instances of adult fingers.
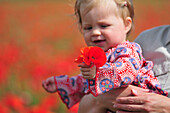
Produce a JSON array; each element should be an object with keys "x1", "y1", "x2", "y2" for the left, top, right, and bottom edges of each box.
[
  {"x1": 114, "y1": 103, "x2": 145, "y2": 112},
  {"x1": 116, "y1": 96, "x2": 145, "y2": 104},
  {"x1": 128, "y1": 85, "x2": 149, "y2": 95},
  {"x1": 131, "y1": 88, "x2": 149, "y2": 96},
  {"x1": 116, "y1": 111, "x2": 142, "y2": 113}
]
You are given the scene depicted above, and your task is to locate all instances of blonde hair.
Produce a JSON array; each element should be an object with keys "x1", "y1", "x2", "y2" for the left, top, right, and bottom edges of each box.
[{"x1": 74, "y1": 0, "x2": 134, "y2": 35}]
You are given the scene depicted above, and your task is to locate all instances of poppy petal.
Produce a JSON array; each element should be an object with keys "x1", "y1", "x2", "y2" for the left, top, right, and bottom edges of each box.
[{"x1": 75, "y1": 46, "x2": 106, "y2": 67}]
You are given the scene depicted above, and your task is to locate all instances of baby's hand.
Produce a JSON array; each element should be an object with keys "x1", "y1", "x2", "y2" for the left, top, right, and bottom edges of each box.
[
  {"x1": 42, "y1": 76, "x2": 57, "y2": 93},
  {"x1": 78, "y1": 62, "x2": 96, "y2": 79}
]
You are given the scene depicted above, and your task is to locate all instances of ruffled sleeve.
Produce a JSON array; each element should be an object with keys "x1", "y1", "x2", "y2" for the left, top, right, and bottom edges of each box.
[{"x1": 54, "y1": 74, "x2": 87, "y2": 108}]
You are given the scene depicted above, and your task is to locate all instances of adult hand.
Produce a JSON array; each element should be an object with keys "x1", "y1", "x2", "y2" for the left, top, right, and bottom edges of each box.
[
  {"x1": 114, "y1": 86, "x2": 170, "y2": 113},
  {"x1": 78, "y1": 62, "x2": 96, "y2": 79}
]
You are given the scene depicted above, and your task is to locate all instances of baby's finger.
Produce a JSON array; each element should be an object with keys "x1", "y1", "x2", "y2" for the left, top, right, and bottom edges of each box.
[
  {"x1": 80, "y1": 67, "x2": 90, "y2": 72},
  {"x1": 82, "y1": 71, "x2": 90, "y2": 76},
  {"x1": 82, "y1": 72, "x2": 95, "y2": 79},
  {"x1": 83, "y1": 75, "x2": 95, "y2": 79},
  {"x1": 42, "y1": 80, "x2": 45, "y2": 87},
  {"x1": 42, "y1": 80, "x2": 48, "y2": 89},
  {"x1": 82, "y1": 75, "x2": 91, "y2": 79},
  {"x1": 78, "y1": 62, "x2": 90, "y2": 68}
]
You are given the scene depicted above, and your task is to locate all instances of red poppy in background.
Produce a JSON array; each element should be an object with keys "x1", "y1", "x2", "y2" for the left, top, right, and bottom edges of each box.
[
  {"x1": 3, "y1": 94, "x2": 26, "y2": 113},
  {"x1": 75, "y1": 46, "x2": 106, "y2": 67},
  {"x1": 0, "y1": 102, "x2": 9, "y2": 113}
]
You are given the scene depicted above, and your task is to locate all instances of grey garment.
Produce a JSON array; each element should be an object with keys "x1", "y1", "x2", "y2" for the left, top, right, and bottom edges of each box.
[{"x1": 134, "y1": 25, "x2": 170, "y2": 97}]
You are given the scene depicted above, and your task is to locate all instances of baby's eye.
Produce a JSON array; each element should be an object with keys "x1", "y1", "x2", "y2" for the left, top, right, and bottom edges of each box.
[
  {"x1": 100, "y1": 24, "x2": 110, "y2": 28},
  {"x1": 83, "y1": 26, "x2": 92, "y2": 30}
]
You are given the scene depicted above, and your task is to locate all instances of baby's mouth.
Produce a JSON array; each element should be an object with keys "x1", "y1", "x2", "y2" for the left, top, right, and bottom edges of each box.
[
  {"x1": 93, "y1": 39, "x2": 106, "y2": 46},
  {"x1": 94, "y1": 39, "x2": 106, "y2": 43}
]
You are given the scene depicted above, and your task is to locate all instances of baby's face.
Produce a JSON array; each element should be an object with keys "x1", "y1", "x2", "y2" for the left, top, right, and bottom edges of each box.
[{"x1": 80, "y1": 1, "x2": 131, "y2": 51}]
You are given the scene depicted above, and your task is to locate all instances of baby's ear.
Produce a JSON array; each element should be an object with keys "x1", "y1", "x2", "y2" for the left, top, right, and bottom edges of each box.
[{"x1": 124, "y1": 17, "x2": 132, "y2": 34}]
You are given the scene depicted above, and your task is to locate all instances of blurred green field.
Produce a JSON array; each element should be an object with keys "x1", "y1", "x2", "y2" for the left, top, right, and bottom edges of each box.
[{"x1": 0, "y1": 0, "x2": 169, "y2": 113}]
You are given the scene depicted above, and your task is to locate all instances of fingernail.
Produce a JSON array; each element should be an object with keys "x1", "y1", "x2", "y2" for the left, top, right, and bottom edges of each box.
[
  {"x1": 116, "y1": 99, "x2": 120, "y2": 102},
  {"x1": 144, "y1": 89, "x2": 149, "y2": 92},
  {"x1": 132, "y1": 89, "x2": 138, "y2": 95},
  {"x1": 113, "y1": 104, "x2": 117, "y2": 108}
]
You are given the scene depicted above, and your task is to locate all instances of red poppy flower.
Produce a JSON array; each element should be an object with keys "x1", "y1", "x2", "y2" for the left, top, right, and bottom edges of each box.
[{"x1": 75, "y1": 46, "x2": 106, "y2": 67}]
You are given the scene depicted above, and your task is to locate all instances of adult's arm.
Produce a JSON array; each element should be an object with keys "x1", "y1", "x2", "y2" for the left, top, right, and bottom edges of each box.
[{"x1": 79, "y1": 85, "x2": 149, "y2": 112}]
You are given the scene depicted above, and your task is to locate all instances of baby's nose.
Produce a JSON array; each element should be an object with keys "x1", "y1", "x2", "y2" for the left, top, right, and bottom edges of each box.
[{"x1": 92, "y1": 28, "x2": 101, "y2": 36}]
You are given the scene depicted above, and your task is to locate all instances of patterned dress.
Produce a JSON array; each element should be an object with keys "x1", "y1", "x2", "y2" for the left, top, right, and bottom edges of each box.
[{"x1": 54, "y1": 41, "x2": 168, "y2": 109}]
